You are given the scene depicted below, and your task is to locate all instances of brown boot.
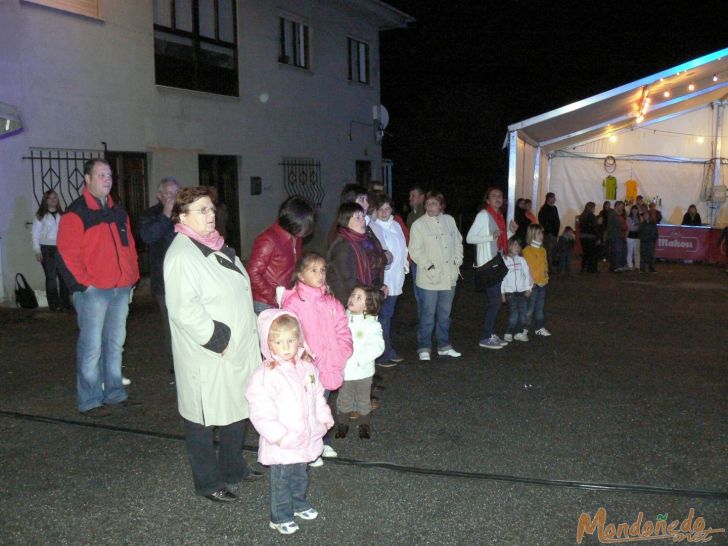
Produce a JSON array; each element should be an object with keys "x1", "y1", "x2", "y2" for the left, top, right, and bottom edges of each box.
[
  {"x1": 334, "y1": 423, "x2": 349, "y2": 438},
  {"x1": 358, "y1": 423, "x2": 371, "y2": 439}
]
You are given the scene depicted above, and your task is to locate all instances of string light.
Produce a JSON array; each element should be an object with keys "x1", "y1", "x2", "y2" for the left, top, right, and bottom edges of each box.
[
  {"x1": 609, "y1": 135, "x2": 618, "y2": 143},
  {"x1": 688, "y1": 83, "x2": 695, "y2": 91},
  {"x1": 713, "y1": 74, "x2": 719, "y2": 82},
  {"x1": 663, "y1": 91, "x2": 670, "y2": 98},
  {"x1": 697, "y1": 136, "x2": 705, "y2": 144}
]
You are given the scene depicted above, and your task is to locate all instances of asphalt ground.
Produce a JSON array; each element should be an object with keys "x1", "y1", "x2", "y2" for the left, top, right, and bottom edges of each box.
[{"x1": 1, "y1": 259, "x2": 727, "y2": 545}]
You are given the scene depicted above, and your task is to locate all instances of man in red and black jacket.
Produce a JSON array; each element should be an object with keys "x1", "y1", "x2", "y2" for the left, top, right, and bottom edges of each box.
[{"x1": 57, "y1": 158, "x2": 140, "y2": 417}]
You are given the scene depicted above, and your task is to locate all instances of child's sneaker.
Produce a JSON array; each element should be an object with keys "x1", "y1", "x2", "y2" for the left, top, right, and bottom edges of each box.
[
  {"x1": 269, "y1": 521, "x2": 299, "y2": 535},
  {"x1": 503, "y1": 333, "x2": 513, "y2": 342},
  {"x1": 478, "y1": 335, "x2": 504, "y2": 350},
  {"x1": 493, "y1": 334, "x2": 509, "y2": 346},
  {"x1": 514, "y1": 332, "x2": 529, "y2": 342},
  {"x1": 308, "y1": 457, "x2": 323, "y2": 467},
  {"x1": 418, "y1": 351, "x2": 431, "y2": 361},
  {"x1": 322, "y1": 445, "x2": 337, "y2": 458},
  {"x1": 535, "y1": 328, "x2": 552, "y2": 337},
  {"x1": 294, "y1": 507, "x2": 319, "y2": 520}
]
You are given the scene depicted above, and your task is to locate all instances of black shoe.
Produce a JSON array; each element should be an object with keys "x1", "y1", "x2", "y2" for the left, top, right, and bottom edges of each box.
[
  {"x1": 116, "y1": 398, "x2": 142, "y2": 408},
  {"x1": 80, "y1": 406, "x2": 112, "y2": 418},
  {"x1": 334, "y1": 424, "x2": 349, "y2": 439},
  {"x1": 242, "y1": 470, "x2": 264, "y2": 482},
  {"x1": 204, "y1": 488, "x2": 238, "y2": 503},
  {"x1": 358, "y1": 424, "x2": 371, "y2": 440}
]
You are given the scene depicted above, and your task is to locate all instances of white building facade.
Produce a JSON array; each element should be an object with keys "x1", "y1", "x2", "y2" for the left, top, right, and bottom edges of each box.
[{"x1": 0, "y1": 0, "x2": 412, "y2": 302}]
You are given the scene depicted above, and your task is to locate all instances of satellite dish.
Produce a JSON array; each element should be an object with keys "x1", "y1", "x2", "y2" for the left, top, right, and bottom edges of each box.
[{"x1": 372, "y1": 104, "x2": 389, "y2": 130}]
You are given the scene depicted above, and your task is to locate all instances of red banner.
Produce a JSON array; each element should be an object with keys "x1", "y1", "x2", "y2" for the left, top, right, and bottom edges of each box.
[{"x1": 656, "y1": 225, "x2": 713, "y2": 261}]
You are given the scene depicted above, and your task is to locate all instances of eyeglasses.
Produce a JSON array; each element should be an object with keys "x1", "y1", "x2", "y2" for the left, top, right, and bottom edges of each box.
[{"x1": 186, "y1": 206, "x2": 217, "y2": 215}]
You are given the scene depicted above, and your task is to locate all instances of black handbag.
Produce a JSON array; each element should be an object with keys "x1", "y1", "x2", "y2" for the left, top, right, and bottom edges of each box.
[
  {"x1": 473, "y1": 253, "x2": 508, "y2": 292},
  {"x1": 15, "y1": 273, "x2": 38, "y2": 309}
]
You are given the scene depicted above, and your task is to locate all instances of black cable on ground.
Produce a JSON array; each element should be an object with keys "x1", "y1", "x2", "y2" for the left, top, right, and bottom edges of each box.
[{"x1": 2, "y1": 410, "x2": 727, "y2": 500}]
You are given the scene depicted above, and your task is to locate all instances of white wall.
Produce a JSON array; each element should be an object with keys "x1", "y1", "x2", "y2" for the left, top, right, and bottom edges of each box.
[{"x1": 0, "y1": 0, "x2": 390, "y2": 301}]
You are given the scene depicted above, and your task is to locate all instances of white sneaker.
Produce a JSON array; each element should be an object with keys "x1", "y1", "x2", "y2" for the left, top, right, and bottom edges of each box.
[
  {"x1": 418, "y1": 351, "x2": 431, "y2": 361},
  {"x1": 514, "y1": 332, "x2": 529, "y2": 342},
  {"x1": 503, "y1": 333, "x2": 513, "y2": 342},
  {"x1": 308, "y1": 457, "x2": 324, "y2": 467},
  {"x1": 535, "y1": 328, "x2": 552, "y2": 337},
  {"x1": 294, "y1": 507, "x2": 318, "y2": 520},
  {"x1": 122, "y1": 377, "x2": 131, "y2": 386},
  {"x1": 269, "y1": 521, "x2": 299, "y2": 535},
  {"x1": 321, "y1": 445, "x2": 337, "y2": 458},
  {"x1": 437, "y1": 348, "x2": 461, "y2": 357}
]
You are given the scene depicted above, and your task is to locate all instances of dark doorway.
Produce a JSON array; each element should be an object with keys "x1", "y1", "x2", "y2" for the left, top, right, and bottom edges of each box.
[
  {"x1": 356, "y1": 160, "x2": 372, "y2": 187},
  {"x1": 198, "y1": 155, "x2": 241, "y2": 256},
  {"x1": 106, "y1": 152, "x2": 149, "y2": 274}
]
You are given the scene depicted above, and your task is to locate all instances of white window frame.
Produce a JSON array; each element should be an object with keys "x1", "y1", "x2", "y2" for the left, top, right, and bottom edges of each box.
[
  {"x1": 347, "y1": 37, "x2": 370, "y2": 84},
  {"x1": 279, "y1": 14, "x2": 310, "y2": 70}
]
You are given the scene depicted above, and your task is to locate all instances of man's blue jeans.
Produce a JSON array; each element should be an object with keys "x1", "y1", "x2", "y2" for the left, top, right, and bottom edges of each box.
[
  {"x1": 270, "y1": 463, "x2": 311, "y2": 523},
  {"x1": 72, "y1": 286, "x2": 131, "y2": 412},
  {"x1": 410, "y1": 262, "x2": 421, "y2": 309},
  {"x1": 480, "y1": 281, "x2": 503, "y2": 341},
  {"x1": 417, "y1": 286, "x2": 455, "y2": 353},
  {"x1": 526, "y1": 284, "x2": 546, "y2": 330},
  {"x1": 378, "y1": 294, "x2": 399, "y2": 360}
]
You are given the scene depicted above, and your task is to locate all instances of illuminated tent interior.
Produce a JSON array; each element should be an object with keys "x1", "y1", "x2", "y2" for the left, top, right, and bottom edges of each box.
[
  {"x1": 505, "y1": 47, "x2": 728, "y2": 228},
  {"x1": 0, "y1": 101, "x2": 23, "y2": 138}
]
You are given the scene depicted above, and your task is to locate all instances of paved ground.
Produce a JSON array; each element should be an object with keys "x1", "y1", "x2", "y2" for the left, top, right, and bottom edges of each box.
[{"x1": 1, "y1": 260, "x2": 727, "y2": 545}]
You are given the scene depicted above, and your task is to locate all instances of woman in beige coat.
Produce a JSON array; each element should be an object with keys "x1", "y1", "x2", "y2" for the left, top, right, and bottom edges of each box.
[
  {"x1": 164, "y1": 186, "x2": 262, "y2": 503},
  {"x1": 408, "y1": 191, "x2": 463, "y2": 361}
]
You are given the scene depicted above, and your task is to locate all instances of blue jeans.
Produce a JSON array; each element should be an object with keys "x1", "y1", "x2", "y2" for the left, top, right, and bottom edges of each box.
[
  {"x1": 378, "y1": 294, "x2": 399, "y2": 360},
  {"x1": 609, "y1": 237, "x2": 627, "y2": 271},
  {"x1": 526, "y1": 284, "x2": 546, "y2": 330},
  {"x1": 506, "y1": 292, "x2": 528, "y2": 334},
  {"x1": 480, "y1": 281, "x2": 503, "y2": 341},
  {"x1": 270, "y1": 463, "x2": 311, "y2": 523},
  {"x1": 72, "y1": 286, "x2": 131, "y2": 412},
  {"x1": 410, "y1": 262, "x2": 421, "y2": 309},
  {"x1": 417, "y1": 287, "x2": 455, "y2": 353}
]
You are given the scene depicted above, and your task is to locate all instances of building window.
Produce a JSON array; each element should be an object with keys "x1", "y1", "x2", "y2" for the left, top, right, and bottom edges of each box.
[
  {"x1": 279, "y1": 17, "x2": 309, "y2": 69},
  {"x1": 348, "y1": 38, "x2": 369, "y2": 84},
  {"x1": 280, "y1": 158, "x2": 324, "y2": 207},
  {"x1": 153, "y1": 0, "x2": 238, "y2": 96},
  {"x1": 23, "y1": 0, "x2": 101, "y2": 19}
]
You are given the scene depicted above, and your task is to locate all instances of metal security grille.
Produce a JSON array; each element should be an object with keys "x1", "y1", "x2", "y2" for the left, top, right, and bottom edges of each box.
[
  {"x1": 280, "y1": 158, "x2": 324, "y2": 207},
  {"x1": 24, "y1": 148, "x2": 104, "y2": 207}
]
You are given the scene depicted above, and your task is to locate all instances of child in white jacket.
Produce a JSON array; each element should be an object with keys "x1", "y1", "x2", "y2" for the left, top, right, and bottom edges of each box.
[
  {"x1": 501, "y1": 236, "x2": 533, "y2": 342},
  {"x1": 334, "y1": 285, "x2": 385, "y2": 440},
  {"x1": 246, "y1": 309, "x2": 334, "y2": 535}
]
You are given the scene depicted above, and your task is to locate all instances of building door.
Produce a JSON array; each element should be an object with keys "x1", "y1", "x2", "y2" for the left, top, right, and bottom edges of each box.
[
  {"x1": 356, "y1": 160, "x2": 372, "y2": 188},
  {"x1": 198, "y1": 155, "x2": 241, "y2": 256},
  {"x1": 106, "y1": 152, "x2": 149, "y2": 274}
]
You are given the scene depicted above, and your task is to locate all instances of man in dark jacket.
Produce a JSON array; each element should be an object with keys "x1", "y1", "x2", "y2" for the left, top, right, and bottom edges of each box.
[
  {"x1": 538, "y1": 192, "x2": 560, "y2": 273},
  {"x1": 139, "y1": 177, "x2": 180, "y2": 368},
  {"x1": 57, "y1": 158, "x2": 140, "y2": 417}
]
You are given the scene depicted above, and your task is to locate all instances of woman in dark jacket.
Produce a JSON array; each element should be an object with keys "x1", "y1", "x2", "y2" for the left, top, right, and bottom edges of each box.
[
  {"x1": 514, "y1": 198, "x2": 531, "y2": 245},
  {"x1": 247, "y1": 196, "x2": 314, "y2": 314},
  {"x1": 578, "y1": 202, "x2": 599, "y2": 273},
  {"x1": 681, "y1": 205, "x2": 702, "y2": 226},
  {"x1": 327, "y1": 202, "x2": 388, "y2": 306}
]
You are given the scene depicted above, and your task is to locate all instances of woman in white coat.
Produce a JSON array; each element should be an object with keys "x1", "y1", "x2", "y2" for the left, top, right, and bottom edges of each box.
[
  {"x1": 32, "y1": 190, "x2": 70, "y2": 311},
  {"x1": 408, "y1": 191, "x2": 463, "y2": 361},
  {"x1": 164, "y1": 186, "x2": 263, "y2": 503}
]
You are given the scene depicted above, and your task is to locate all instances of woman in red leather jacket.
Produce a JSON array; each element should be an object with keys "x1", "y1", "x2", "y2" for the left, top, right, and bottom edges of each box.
[{"x1": 248, "y1": 196, "x2": 314, "y2": 314}]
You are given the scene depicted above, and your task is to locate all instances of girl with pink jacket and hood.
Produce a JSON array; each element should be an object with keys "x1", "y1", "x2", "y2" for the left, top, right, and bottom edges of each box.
[{"x1": 246, "y1": 309, "x2": 334, "y2": 535}]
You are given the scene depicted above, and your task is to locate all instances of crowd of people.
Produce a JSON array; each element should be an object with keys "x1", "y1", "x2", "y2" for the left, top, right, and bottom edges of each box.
[{"x1": 36, "y1": 158, "x2": 714, "y2": 534}]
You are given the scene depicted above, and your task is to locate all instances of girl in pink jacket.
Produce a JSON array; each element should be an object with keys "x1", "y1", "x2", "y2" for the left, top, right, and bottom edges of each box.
[
  {"x1": 246, "y1": 309, "x2": 334, "y2": 535},
  {"x1": 280, "y1": 251, "x2": 353, "y2": 464}
]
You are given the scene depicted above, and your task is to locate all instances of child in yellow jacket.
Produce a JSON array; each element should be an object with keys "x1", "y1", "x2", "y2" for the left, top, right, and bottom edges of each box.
[{"x1": 522, "y1": 224, "x2": 552, "y2": 337}]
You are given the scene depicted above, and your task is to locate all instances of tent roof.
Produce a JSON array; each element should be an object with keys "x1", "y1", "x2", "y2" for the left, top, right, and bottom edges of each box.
[{"x1": 507, "y1": 47, "x2": 728, "y2": 151}]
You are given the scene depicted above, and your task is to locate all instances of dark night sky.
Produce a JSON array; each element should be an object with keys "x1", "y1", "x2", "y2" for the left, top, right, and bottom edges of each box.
[{"x1": 380, "y1": 1, "x2": 728, "y2": 211}]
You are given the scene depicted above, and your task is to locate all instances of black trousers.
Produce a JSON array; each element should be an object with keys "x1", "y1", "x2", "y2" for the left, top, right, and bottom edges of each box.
[
  {"x1": 183, "y1": 418, "x2": 250, "y2": 496},
  {"x1": 40, "y1": 245, "x2": 70, "y2": 309}
]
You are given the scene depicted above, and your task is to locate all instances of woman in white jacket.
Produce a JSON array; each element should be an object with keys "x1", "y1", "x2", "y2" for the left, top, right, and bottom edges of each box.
[
  {"x1": 369, "y1": 195, "x2": 408, "y2": 366},
  {"x1": 32, "y1": 190, "x2": 70, "y2": 311},
  {"x1": 408, "y1": 191, "x2": 463, "y2": 361}
]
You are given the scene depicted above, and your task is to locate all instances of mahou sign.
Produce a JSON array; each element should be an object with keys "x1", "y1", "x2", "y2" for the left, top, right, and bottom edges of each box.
[{"x1": 655, "y1": 225, "x2": 712, "y2": 261}]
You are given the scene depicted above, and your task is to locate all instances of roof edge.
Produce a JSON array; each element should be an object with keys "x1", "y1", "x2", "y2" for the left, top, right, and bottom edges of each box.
[{"x1": 348, "y1": 0, "x2": 416, "y2": 29}]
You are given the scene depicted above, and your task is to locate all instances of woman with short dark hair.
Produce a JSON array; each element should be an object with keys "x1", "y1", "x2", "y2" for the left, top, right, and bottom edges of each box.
[
  {"x1": 165, "y1": 186, "x2": 263, "y2": 502},
  {"x1": 248, "y1": 196, "x2": 315, "y2": 314}
]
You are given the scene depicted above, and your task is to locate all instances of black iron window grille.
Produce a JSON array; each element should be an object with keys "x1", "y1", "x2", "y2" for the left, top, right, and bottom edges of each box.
[
  {"x1": 280, "y1": 158, "x2": 324, "y2": 208},
  {"x1": 23, "y1": 148, "x2": 105, "y2": 207}
]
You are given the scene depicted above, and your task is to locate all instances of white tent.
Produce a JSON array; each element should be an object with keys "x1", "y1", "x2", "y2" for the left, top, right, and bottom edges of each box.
[{"x1": 505, "y1": 47, "x2": 728, "y2": 229}]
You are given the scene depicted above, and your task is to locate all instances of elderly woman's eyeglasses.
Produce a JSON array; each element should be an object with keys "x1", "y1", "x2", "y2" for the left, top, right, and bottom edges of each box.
[{"x1": 186, "y1": 206, "x2": 217, "y2": 215}]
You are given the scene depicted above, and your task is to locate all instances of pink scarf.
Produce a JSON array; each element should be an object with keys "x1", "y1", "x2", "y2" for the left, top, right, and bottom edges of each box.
[{"x1": 175, "y1": 223, "x2": 224, "y2": 251}]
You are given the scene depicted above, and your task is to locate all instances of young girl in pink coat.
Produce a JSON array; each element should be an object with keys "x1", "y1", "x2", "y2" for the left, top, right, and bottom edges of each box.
[
  {"x1": 246, "y1": 309, "x2": 334, "y2": 535},
  {"x1": 280, "y1": 251, "x2": 353, "y2": 464}
]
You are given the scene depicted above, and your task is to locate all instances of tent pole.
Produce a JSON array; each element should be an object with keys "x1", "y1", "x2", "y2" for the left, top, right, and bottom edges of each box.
[
  {"x1": 546, "y1": 153, "x2": 553, "y2": 194},
  {"x1": 712, "y1": 101, "x2": 723, "y2": 225},
  {"x1": 507, "y1": 130, "x2": 518, "y2": 223},
  {"x1": 531, "y1": 146, "x2": 541, "y2": 206}
]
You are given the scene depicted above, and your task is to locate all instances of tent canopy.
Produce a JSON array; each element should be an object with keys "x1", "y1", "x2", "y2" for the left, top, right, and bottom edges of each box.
[{"x1": 507, "y1": 47, "x2": 728, "y2": 151}]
